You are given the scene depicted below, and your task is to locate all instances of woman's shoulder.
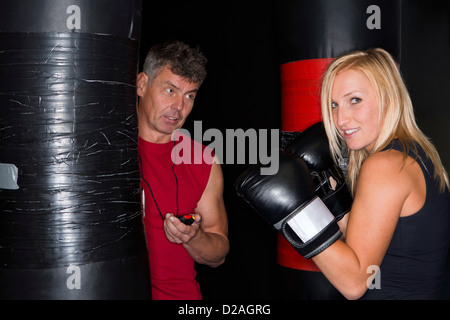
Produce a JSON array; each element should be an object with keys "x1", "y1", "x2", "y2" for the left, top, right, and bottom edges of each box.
[
  {"x1": 362, "y1": 148, "x2": 406, "y2": 174},
  {"x1": 358, "y1": 148, "x2": 420, "y2": 200},
  {"x1": 360, "y1": 149, "x2": 415, "y2": 191}
]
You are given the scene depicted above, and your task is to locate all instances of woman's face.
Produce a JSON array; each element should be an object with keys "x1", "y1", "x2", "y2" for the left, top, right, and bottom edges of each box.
[{"x1": 331, "y1": 69, "x2": 381, "y2": 152}]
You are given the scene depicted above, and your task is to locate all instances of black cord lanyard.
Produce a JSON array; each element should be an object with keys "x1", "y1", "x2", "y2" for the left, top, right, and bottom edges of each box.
[{"x1": 138, "y1": 140, "x2": 179, "y2": 220}]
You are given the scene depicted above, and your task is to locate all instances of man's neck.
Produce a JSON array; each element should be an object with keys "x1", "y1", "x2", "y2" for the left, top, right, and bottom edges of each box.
[{"x1": 138, "y1": 128, "x2": 174, "y2": 144}]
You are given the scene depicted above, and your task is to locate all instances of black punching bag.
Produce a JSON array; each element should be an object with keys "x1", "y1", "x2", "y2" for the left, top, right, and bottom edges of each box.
[
  {"x1": 276, "y1": 0, "x2": 401, "y2": 299},
  {"x1": 0, "y1": 0, "x2": 151, "y2": 299}
]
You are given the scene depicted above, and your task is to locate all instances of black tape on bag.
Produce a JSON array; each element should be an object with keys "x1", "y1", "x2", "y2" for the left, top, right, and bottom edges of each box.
[
  {"x1": 0, "y1": 0, "x2": 147, "y2": 288},
  {"x1": 0, "y1": 30, "x2": 146, "y2": 268},
  {"x1": 0, "y1": 0, "x2": 150, "y2": 299}
]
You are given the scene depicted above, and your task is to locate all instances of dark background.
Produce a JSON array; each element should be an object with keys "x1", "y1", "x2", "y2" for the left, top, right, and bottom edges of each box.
[{"x1": 139, "y1": 0, "x2": 450, "y2": 299}]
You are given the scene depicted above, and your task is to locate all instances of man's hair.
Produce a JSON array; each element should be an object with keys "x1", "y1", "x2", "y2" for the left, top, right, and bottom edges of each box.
[{"x1": 142, "y1": 40, "x2": 207, "y2": 85}]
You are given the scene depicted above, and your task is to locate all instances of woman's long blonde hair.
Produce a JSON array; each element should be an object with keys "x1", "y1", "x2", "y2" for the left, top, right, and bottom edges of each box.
[{"x1": 320, "y1": 48, "x2": 449, "y2": 195}]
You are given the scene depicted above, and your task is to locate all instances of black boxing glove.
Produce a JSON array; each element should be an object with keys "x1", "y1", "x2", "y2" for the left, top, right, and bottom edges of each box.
[
  {"x1": 285, "y1": 122, "x2": 352, "y2": 221},
  {"x1": 235, "y1": 151, "x2": 342, "y2": 259}
]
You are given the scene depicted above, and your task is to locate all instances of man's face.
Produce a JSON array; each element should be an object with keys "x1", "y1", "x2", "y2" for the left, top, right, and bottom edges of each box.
[{"x1": 137, "y1": 66, "x2": 200, "y2": 143}]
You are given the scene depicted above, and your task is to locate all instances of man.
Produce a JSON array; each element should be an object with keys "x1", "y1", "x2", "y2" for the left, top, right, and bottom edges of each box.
[{"x1": 136, "y1": 40, "x2": 229, "y2": 300}]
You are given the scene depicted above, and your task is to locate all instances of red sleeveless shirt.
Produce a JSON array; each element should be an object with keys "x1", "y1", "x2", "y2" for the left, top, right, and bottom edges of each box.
[{"x1": 138, "y1": 132, "x2": 213, "y2": 300}]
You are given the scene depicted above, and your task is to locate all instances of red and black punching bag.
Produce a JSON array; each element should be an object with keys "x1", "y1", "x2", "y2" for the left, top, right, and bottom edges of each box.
[
  {"x1": 277, "y1": 0, "x2": 401, "y2": 299},
  {"x1": 0, "y1": 0, "x2": 150, "y2": 299}
]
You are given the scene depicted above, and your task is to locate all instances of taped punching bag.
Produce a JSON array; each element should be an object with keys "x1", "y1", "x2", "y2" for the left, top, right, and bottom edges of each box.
[
  {"x1": 277, "y1": 0, "x2": 401, "y2": 299},
  {"x1": 0, "y1": 0, "x2": 151, "y2": 299}
]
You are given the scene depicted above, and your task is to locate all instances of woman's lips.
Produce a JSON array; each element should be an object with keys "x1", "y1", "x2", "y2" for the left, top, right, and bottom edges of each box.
[{"x1": 342, "y1": 128, "x2": 359, "y2": 138}]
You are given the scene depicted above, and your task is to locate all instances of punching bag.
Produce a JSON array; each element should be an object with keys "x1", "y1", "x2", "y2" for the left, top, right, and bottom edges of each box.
[
  {"x1": 0, "y1": 0, "x2": 151, "y2": 299},
  {"x1": 277, "y1": 0, "x2": 401, "y2": 299}
]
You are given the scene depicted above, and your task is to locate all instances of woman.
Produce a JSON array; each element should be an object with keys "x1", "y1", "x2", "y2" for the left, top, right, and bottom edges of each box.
[{"x1": 316, "y1": 48, "x2": 450, "y2": 299}]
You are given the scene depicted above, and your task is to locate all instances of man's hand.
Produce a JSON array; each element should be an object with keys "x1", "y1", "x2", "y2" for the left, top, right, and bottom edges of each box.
[{"x1": 164, "y1": 213, "x2": 201, "y2": 244}]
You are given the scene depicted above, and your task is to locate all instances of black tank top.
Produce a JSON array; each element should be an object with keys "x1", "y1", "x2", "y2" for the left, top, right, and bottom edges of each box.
[{"x1": 361, "y1": 140, "x2": 450, "y2": 300}]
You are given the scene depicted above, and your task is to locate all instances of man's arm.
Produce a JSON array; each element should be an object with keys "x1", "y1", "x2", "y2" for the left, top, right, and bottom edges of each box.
[{"x1": 164, "y1": 159, "x2": 229, "y2": 267}]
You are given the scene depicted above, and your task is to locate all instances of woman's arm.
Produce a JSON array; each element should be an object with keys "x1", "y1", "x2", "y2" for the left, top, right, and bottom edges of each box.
[{"x1": 313, "y1": 150, "x2": 417, "y2": 299}]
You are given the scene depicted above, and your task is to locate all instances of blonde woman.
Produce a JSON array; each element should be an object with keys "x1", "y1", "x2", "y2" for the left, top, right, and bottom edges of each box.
[
  {"x1": 316, "y1": 48, "x2": 450, "y2": 299},
  {"x1": 236, "y1": 48, "x2": 449, "y2": 299}
]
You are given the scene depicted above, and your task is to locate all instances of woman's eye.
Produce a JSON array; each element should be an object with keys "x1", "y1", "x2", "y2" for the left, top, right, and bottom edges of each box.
[
  {"x1": 351, "y1": 97, "x2": 361, "y2": 104},
  {"x1": 331, "y1": 101, "x2": 338, "y2": 109}
]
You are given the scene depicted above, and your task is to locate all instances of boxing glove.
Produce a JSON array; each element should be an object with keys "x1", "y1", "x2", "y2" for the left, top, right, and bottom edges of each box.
[
  {"x1": 285, "y1": 122, "x2": 352, "y2": 221},
  {"x1": 235, "y1": 151, "x2": 342, "y2": 259}
]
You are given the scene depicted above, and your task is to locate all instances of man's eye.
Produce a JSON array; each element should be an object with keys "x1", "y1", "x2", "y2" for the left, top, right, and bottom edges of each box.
[{"x1": 185, "y1": 93, "x2": 196, "y2": 100}]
